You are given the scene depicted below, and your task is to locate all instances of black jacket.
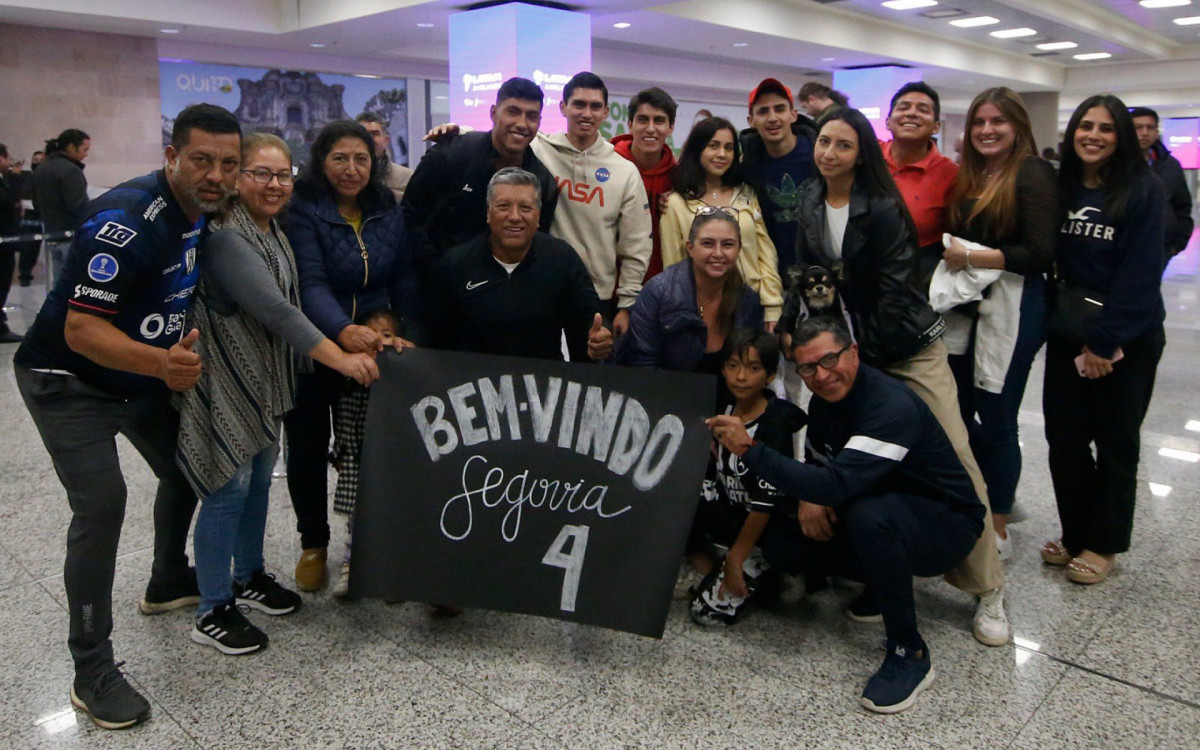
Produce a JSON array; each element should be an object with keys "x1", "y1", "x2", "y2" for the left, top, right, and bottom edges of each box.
[
  {"x1": 31, "y1": 151, "x2": 88, "y2": 233},
  {"x1": 426, "y1": 231, "x2": 599, "y2": 362},
  {"x1": 739, "y1": 118, "x2": 818, "y2": 205},
  {"x1": 1147, "y1": 141, "x2": 1194, "y2": 259},
  {"x1": 401, "y1": 131, "x2": 559, "y2": 281},
  {"x1": 779, "y1": 180, "x2": 943, "y2": 366}
]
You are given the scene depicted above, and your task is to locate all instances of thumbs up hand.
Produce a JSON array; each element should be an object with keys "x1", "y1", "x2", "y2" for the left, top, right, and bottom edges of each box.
[
  {"x1": 163, "y1": 328, "x2": 203, "y2": 391},
  {"x1": 586, "y1": 313, "x2": 613, "y2": 361}
]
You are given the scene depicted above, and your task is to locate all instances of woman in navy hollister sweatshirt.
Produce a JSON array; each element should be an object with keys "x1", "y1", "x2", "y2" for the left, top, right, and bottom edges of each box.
[{"x1": 1042, "y1": 94, "x2": 1166, "y2": 585}]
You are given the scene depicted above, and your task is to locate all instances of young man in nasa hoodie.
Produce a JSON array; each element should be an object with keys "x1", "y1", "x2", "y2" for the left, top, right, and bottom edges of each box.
[{"x1": 531, "y1": 71, "x2": 652, "y2": 337}]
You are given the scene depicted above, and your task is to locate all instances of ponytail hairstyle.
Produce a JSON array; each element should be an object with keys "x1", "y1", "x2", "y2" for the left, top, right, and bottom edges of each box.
[
  {"x1": 44, "y1": 128, "x2": 90, "y2": 156},
  {"x1": 949, "y1": 87, "x2": 1037, "y2": 237}
]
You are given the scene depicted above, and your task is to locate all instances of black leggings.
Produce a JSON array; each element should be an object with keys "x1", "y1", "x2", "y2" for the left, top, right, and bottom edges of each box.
[{"x1": 283, "y1": 363, "x2": 344, "y2": 549}]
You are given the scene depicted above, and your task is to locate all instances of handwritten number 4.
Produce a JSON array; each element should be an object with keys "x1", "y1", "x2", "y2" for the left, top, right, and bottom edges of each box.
[{"x1": 542, "y1": 525, "x2": 589, "y2": 612}]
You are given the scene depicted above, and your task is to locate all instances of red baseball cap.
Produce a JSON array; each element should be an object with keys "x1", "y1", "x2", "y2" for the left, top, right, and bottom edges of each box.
[{"x1": 749, "y1": 78, "x2": 793, "y2": 110}]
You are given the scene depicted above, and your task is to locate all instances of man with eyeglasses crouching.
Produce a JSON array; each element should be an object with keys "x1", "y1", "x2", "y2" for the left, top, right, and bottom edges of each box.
[{"x1": 707, "y1": 317, "x2": 983, "y2": 715}]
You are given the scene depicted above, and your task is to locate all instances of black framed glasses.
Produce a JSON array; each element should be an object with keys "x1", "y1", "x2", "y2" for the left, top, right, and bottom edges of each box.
[
  {"x1": 794, "y1": 344, "x2": 851, "y2": 377},
  {"x1": 240, "y1": 168, "x2": 294, "y2": 186}
]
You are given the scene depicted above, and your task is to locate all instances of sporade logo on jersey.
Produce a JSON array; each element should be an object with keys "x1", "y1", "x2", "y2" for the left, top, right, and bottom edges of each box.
[
  {"x1": 95, "y1": 221, "x2": 138, "y2": 248},
  {"x1": 74, "y1": 284, "x2": 119, "y2": 304},
  {"x1": 87, "y1": 253, "x2": 119, "y2": 283}
]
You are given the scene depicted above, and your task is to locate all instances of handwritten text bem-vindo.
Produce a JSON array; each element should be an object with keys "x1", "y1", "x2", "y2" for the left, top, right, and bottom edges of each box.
[{"x1": 409, "y1": 373, "x2": 687, "y2": 491}]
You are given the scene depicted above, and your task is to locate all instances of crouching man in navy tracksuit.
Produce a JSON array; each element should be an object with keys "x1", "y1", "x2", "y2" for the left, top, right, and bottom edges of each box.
[{"x1": 707, "y1": 317, "x2": 983, "y2": 714}]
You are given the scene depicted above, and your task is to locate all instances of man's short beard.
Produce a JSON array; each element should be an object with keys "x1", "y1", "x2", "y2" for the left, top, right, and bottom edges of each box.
[{"x1": 170, "y1": 161, "x2": 226, "y2": 214}]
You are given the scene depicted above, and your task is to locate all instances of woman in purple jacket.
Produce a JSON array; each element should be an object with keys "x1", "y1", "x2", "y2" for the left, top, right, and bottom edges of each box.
[{"x1": 283, "y1": 120, "x2": 416, "y2": 591}]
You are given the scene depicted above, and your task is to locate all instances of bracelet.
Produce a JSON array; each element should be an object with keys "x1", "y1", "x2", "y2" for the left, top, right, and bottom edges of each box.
[{"x1": 964, "y1": 247, "x2": 973, "y2": 269}]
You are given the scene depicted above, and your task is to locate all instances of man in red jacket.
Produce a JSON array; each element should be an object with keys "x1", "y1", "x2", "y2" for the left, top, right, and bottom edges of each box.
[{"x1": 611, "y1": 87, "x2": 677, "y2": 282}]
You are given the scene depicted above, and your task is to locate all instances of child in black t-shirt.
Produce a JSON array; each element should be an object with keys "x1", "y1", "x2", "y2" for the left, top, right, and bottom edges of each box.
[{"x1": 691, "y1": 329, "x2": 807, "y2": 626}]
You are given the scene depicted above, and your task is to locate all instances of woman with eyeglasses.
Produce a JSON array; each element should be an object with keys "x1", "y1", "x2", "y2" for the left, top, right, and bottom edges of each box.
[
  {"x1": 777, "y1": 107, "x2": 1010, "y2": 648},
  {"x1": 283, "y1": 120, "x2": 417, "y2": 592},
  {"x1": 1042, "y1": 95, "x2": 1166, "y2": 584},
  {"x1": 177, "y1": 133, "x2": 380, "y2": 654},
  {"x1": 660, "y1": 116, "x2": 783, "y2": 330}
]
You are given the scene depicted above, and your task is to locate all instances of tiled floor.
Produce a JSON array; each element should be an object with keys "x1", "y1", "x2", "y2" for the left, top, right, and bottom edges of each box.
[{"x1": 2, "y1": 240, "x2": 1199, "y2": 749}]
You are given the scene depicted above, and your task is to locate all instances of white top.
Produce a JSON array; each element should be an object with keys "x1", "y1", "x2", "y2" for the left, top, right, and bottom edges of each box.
[
  {"x1": 824, "y1": 201, "x2": 849, "y2": 259},
  {"x1": 494, "y1": 257, "x2": 520, "y2": 275}
]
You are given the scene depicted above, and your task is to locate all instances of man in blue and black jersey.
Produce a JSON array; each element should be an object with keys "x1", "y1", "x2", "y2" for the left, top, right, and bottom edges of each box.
[
  {"x1": 708, "y1": 317, "x2": 984, "y2": 715},
  {"x1": 14, "y1": 104, "x2": 241, "y2": 730}
]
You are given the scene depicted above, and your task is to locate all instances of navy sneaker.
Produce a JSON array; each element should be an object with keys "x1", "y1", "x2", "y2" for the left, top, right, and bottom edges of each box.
[
  {"x1": 191, "y1": 601, "x2": 269, "y2": 655},
  {"x1": 70, "y1": 661, "x2": 152, "y2": 730},
  {"x1": 139, "y1": 567, "x2": 200, "y2": 615},
  {"x1": 860, "y1": 640, "x2": 935, "y2": 714},
  {"x1": 845, "y1": 588, "x2": 883, "y2": 623},
  {"x1": 233, "y1": 570, "x2": 302, "y2": 616}
]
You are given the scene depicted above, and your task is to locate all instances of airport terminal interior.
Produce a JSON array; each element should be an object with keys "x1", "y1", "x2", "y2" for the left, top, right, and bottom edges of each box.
[{"x1": 2, "y1": 0, "x2": 1200, "y2": 747}]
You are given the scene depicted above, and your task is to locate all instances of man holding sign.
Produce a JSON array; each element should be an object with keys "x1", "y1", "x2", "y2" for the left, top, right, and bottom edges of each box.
[{"x1": 426, "y1": 166, "x2": 612, "y2": 362}]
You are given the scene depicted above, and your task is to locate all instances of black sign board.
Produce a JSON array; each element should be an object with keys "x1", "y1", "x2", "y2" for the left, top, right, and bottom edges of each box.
[{"x1": 350, "y1": 349, "x2": 714, "y2": 638}]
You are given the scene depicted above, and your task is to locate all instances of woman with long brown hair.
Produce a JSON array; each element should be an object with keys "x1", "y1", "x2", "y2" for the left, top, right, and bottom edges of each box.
[{"x1": 942, "y1": 87, "x2": 1058, "y2": 558}]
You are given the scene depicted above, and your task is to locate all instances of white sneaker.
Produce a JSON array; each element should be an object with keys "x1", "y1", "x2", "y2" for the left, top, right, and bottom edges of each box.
[
  {"x1": 973, "y1": 587, "x2": 1010, "y2": 647},
  {"x1": 331, "y1": 563, "x2": 351, "y2": 599},
  {"x1": 995, "y1": 532, "x2": 1013, "y2": 562},
  {"x1": 673, "y1": 565, "x2": 704, "y2": 601}
]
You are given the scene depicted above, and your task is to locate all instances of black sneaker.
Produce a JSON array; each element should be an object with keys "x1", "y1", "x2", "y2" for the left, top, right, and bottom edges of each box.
[
  {"x1": 191, "y1": 601, "x2": 269, "y2": 655},
  {"x1": 70, "y1": 661, "x2": 152, "y2": 730},
  {"x1": 860, "y1": 640, "x2": 935, "y2": 714},
  {"x1": 234, "y1": 570, "x2": 302, "y2": 616},
  {"x1": 845, "y1": 588, "x2": 883, "y2": 623},
  {"x1": 139, "y1": 567, "x2": 200, "y2": 615}
]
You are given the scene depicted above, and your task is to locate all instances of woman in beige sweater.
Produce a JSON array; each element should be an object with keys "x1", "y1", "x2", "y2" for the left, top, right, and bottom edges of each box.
[{"x1": 660, "y1": 116, "x2": 783, "y2": 328}]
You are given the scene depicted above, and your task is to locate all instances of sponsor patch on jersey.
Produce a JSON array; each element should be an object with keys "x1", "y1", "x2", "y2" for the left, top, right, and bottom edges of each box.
[
  {"x1": 594, "y1": 167, "x2": 611, "y2": 183},
  {"x1": 87, "y1": 253, "x2": 120, "y2": 283},
  {"x1": 143, "y1": 196, "x2": 167, "y2": 222},
  {"x1": 95, "y1": 221, "x2": 138, "y2": 248},
  {"x1": 74, "y1": 284, "x2": 119, "y2": 304}
]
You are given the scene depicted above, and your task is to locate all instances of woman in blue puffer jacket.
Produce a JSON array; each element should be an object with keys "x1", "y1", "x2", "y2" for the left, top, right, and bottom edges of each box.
[
  {"x1": 616, "y1": 207, "x2": 762, "y2": 395},
  {"x1": 282, "y1": 120, "x2": 417, "y2": 591}
]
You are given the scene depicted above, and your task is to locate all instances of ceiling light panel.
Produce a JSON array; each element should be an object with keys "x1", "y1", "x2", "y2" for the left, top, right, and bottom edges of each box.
[
  {"x1": 991, "y1": 27, "x2": 1038, "y2": 38},
  {"x1": 881, "y1": 0, "x2": 938, "y2": 9},
  {"x1": 950, "y1": 16, "x2": 999, "y2": 27}
]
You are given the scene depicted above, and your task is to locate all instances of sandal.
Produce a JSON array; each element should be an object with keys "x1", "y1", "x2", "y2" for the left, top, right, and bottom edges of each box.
[
  {"x1": 1066, "y1": 554, "x2": 1114, "y2": 585},
  {"x1": 1040, "y1": 540, "x2": 1072, "y2": 566}
]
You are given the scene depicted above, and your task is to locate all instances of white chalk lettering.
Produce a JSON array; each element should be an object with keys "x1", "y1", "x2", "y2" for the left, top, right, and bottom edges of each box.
[
  {"x1": 440, "y1": 455, "x2": 630, "y2": 543},
  {"x1": 574, "y1": 386, "x2": 625, "y2": 461},
  {"x1": 633, "y1": 415, "x2": 685, "y2": 490},
  {"x1": 607, "y1": 398, "x2": 649, "y2": 476},
  {"x1": 448, "y1": 382, "x2": 489, "y2": 446},
  {"x1": 556, "y1": 381, "x2": 582, "y2": 449},
  {"x1": 411, "y1": 396, "x2": 459, "y2": 461},
  {"x1": 525, "y1": 374, "x2": 561, "y2": 442},
  {"x1": 477, "y1": 375, "x2": 521, "y2": 441}
]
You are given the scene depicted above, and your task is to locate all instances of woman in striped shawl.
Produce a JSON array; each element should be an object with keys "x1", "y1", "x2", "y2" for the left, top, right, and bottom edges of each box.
[{"x1": 176, "y1": 133, "x2": 379, "y2": 655}]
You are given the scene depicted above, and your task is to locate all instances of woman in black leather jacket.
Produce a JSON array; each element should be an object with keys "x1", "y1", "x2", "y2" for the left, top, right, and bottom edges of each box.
[{"x1": 777, "y1": 107, "x2": 1010, "y2": 648}]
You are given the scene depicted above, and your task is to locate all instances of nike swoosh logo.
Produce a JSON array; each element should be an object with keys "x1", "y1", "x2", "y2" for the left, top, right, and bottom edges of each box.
[{"x1": 466, "y1": 280, "x2": 488, "y2": 290}]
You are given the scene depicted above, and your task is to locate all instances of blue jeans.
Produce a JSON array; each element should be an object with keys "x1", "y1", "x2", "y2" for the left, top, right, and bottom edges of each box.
[
  {"x1": 949, "y1": 276, "x2": 1046, "y2": 515},
  {"x1": 194, "y1": 443, "x2": 279, "y2": 617}
]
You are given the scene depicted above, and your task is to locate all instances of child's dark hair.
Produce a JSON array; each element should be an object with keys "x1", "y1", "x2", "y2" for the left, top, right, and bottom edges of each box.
[
  {"x1": 722, "y1": 329, "x2": 780, "y2": 376},
  {"x1": 358, "y1": 308, "x2": 398, "y2": 329}
]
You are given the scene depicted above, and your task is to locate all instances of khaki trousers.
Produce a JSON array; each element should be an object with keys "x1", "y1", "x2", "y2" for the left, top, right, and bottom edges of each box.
[{"x1": 885, "y1": 340, "x2": 1004, "y2": 595}]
